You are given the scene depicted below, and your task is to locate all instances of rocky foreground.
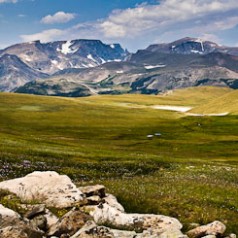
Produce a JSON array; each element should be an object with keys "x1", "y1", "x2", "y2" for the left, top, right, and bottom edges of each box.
[{"x1": 0, "y1": 171, "x2": 236, "y2": 238}]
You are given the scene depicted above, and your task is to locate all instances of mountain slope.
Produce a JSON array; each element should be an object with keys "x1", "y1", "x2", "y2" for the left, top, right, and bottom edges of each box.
[
  {"x1": 0, "y1": 39, "x2": 128, "y2": 74},
  {"x1": 0, "y1": 54, "x2": 48, "y2": 92},
  {"x1": 2, "y1": 37, "x2": 238, "y2": 95},
  {"x1": 142, "y1": 37, "x2": 238, "y2": 56},
  {"x1": 16, "y1": 62, "x2": 238, "y2": 96}
]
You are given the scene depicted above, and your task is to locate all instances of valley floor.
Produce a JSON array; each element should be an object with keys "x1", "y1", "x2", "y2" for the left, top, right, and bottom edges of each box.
[{"x1": 0, "y1": 86, "x2": 237, "y2": 233}]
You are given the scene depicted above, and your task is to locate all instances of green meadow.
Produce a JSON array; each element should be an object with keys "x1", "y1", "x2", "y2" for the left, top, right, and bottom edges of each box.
[{"x1": 0, "y1": 87, "x2": 237, "y2": 233}]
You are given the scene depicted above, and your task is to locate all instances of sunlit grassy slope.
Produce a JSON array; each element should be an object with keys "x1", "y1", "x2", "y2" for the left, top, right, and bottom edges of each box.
[
  {"x1": 0, "y1": 86, "x2": 238, "y2": 233},
  {"x1": 81, "y1": 86, "x2": 232, "y2": 107},
  {"x1": 190, "y1": 90, "x2": 238, "y2": 115}
]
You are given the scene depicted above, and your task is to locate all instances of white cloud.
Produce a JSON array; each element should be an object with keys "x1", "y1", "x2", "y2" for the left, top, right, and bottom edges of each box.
[
  {"x1": 198, "y1": 33, "x2": 221, "y2": 43},
  {"x1": 0, "y1": 0, "x2": 17, "y2": 3},
  {"x1": 41, "y1": 11, "x2": 76, "y2": 24},
  {"x1": 19, "y1": 0, "x2": 238, "y2": 51},
  {"x1": 98, "y1": 0, "x2": 238, "y2": 39},
  {"x1": 21, "y1": 29, "x2": 64, "y2": 43}
]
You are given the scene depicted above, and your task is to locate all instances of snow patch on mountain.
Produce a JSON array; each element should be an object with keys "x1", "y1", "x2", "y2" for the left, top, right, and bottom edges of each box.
[
  {"x1": 87, "y1": 54, "x2": 98, "y2": 63},
  {"x1": 100, "y1": 57, "x2": 106, "y2": 64},
  {"x1": 144, "y1": 64, "x2": 166, "y2": 69},
  {"x1": 194, "y1": 38, "x2": 204, "y2": 52},
  {"x1": 59, "y1": 41, "x2": 78, "y2": 55},
  {"x1": 152, "y1": 105, "x2": 192, "y2": 112}
]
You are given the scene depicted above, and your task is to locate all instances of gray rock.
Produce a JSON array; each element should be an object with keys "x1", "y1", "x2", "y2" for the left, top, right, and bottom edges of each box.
[
  {"x1": 30, "y1": 215, "x2": 47, "y2": 231},
  {"x1": 225, "y1": 234, "x2": 237, "y2": 238},
  {"x1": 158, "y1": 229, "x2": 188, "y2": 238},
  {"x1": 135, "y1": 228, "x2": 188, "y2": 238},
  {"x1": 48, "y1": 208, "x2": 92, "y2": 237},
  {"x1": 201, "y1": 235, "x2": 216, "y2": 238},
  {"x1": 111, "y1": 229, "x2": 137, "y2": 238},
  {"x1": 0, "y1": 204, "x2": 44, "y2": 237},
  {"x1": 25, "y1": 204, "x2": 46, "y2": 219},
  {"x1": 91, "y1": 203, "x2": 182, "y2": 233},
  {"x1": 0, "y1": 226, "x2": 29, "y2": 238},
  {"x1": 0, "y1": 171, "x2": 84, "y2": 208},
  {"x1": 0, "y1": 204, "x2": 22, "y2": 228},
  {"x1": 103, "y1": 194, "x2": 125, "y2": 212},
  {"x1": 86, "y1": 195, "x2": 102, "y2": 205},
  {"x1": 187, "y1": 221, "x2": 226, "y2": 238},
  {"x1": 71, "y1": 220, "x2": 97, "y2": 238},
  {"x1": 71, "y1": 221, "x2": 114, "y2": 238},
  {"x1": 44, "y1": 208, "x2": 59, "y2": 230},
  {"x1": 79, "y1": 185, "x2": 106, "y2": 198}
]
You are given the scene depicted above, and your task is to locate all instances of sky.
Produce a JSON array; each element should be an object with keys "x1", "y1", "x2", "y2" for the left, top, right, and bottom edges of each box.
[{"x1": 0, "y1": 0, "x2": 238, "y2": 52}]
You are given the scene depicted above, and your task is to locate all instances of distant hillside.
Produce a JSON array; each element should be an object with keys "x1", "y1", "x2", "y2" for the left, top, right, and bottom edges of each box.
[
  {"x1": 1, "y1": 37, "x2": 238, "y2": 95},
  {"x1": 191, "y1": 90, "x2": 238, "y2": 115}
]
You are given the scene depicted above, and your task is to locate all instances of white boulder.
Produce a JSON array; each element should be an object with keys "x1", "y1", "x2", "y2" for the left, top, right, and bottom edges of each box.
[
  {"x1": 0, "y1": 171, "x2": 84, "y2": 208},
  {"x1": 91, "y1": 203, "x2": 182, "y2": 233},
  {"x1": 187, "y1": 221, "x2": 226, "y2": 238},
  {"x1": 0, "y1": 204, "x2": 21, "y2": 228}
]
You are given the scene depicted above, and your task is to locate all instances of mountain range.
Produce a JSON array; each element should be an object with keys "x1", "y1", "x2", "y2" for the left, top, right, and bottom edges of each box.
[{"x1": 1, "y1": 37, "x2": 238, "y2": 96}]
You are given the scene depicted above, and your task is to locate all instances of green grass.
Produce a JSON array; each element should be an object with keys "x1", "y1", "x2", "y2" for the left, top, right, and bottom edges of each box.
[
  {"x1": 0, "y1": 87, "x2": 238, "y2": 233},
  {"x1": 190, "y1": 89, "x2": 238, "y2": 115}
]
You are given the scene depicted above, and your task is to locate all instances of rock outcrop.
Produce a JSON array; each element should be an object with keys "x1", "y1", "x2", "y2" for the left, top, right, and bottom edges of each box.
[
  {"x1": 0, "y1": 171, "x2": 84, "y2": 208},
  {"x1": 187, "y1": 221, "x2": 226, "y2": 238},
  {"x1": 0, "y1": 171, "x2": 235, "y2": 238}
]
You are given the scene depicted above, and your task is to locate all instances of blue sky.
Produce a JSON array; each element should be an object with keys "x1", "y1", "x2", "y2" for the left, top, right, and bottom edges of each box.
[{"x1": 0, "y1": 0, "x2": 238, "y2": 51}]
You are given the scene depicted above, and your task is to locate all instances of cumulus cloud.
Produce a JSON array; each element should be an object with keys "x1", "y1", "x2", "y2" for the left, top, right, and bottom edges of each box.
[
  {"x1": 99, "y1": 0, "x2": 238, "y2": 39},
  {"x1": 41, "y1": 11, "x2": 76, "y2": 24},
  {"x1": 0, "y1": 0, "x2": 17, "y2": 3},
  {"x1": 21, "y1": 29, "x2": 64, "y2": 42},
  {"x1": 20, "y1": 0, "x2": 238, "y2": 50}
]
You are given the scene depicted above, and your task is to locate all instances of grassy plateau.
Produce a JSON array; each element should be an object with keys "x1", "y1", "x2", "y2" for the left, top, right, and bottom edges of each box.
[{"x1": 0, "y1": 86, "x2": 237, "y2": 233}]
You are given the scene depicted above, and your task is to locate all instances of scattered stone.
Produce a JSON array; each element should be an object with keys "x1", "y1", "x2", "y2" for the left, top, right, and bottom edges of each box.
[
  {"x1": 225, "y1": 234, "x2": 237, "y2": 238},
  {"x1": 187, "y1": 221, "x2": 226, "y2": 238},
  {"x1": 71, "y1": 220, "x2": 97, "y2": 238},
  {"x1": 71, "y1": 221, "x2": 114, "y2": 238},
  {"x1": 0, "y1": 172, "x2": 236, "y2": 238},
  {"x1": 0, "y1": 226, "x2": 29, "y2": 238},
  {"x1": 158, "y1": 229, "x2": 188, "y2": 238},
  {"x1": 87, "y1": 195, "x2": 102, "y2": 205},
  {"x1": 91, "y1": 203, "x2": 182, "y2": 233},
  {"x1": 25, "y1": 204, "x2": 46, "y2": 219},
  {"x1": 155, "y1": 133, "x2": 162, "y2": 136},
  {"x1": 44, "y1": 209, "x2": 59, "y2": 230},
  {"x1": 103, "y1": 194, "x2": 125, "y2": 212},
  {"x1": 0, "y1": 204, "x2": 44, "y2": 237},
  {"x1": 48, "y1": 208, "x2": 92, "y2": 237},
  {"x1": 111, "y1": 229, "x2": 137, "y2": 238},
  {"x1": 200, "y1": 235, "x2": 216, "y2": 238},
  {"x1": 30, "y1": 215, "x2": 47, "y2": 231},
  {"x1": 0, "y1": 171, "x2": 84, "y2": 208},
  {"x1": 79, "y1": 185, "x2": 106, "y2": 198},
  {"x1": 0, "y1": 204, "x2": 22, "y2": 228},
  {"x1": 135, "y1": 229, "x2": 187, "y2": 238}
]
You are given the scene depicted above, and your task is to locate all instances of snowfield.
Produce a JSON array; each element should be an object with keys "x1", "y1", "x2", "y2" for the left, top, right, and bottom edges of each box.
[
  {"x1": 151, "y1": 105, "x2": 192, "y2": 112},
  {"x1": 186, "y1": 112, "x2": 229, "y2": 117}
]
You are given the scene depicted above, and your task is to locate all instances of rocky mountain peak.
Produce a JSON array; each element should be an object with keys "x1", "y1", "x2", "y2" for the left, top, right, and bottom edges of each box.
[
  {"x1": 0, "y1": 39, "x2": 129, "y2": 75},
  {"x1": 146, "y1": 37, "x2": 219, "y2": 55}
]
